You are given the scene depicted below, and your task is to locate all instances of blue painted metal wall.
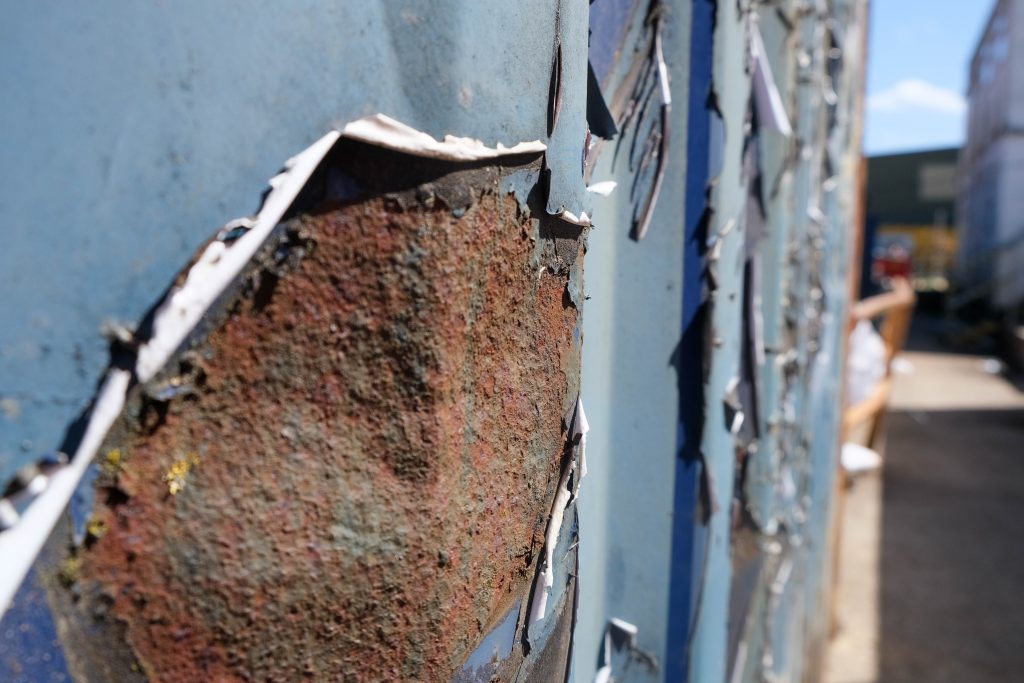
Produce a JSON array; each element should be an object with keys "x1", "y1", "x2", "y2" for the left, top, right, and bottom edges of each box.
[
  {"x1": 578, "y1": 0, "x2": 868, "y2": 681},
  {"x1": 1, "y1": 1, "x2": 868, "y2": 680}
]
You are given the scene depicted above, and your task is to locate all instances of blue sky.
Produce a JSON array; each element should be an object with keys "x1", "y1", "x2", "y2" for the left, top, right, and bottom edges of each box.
[{"x1": 865, "y1": 0, "x2": 995, "y2": 154}]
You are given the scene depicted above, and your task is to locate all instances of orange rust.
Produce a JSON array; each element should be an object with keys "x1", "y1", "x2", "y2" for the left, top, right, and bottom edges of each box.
[{"x1": 73, "y1": 190, "x2": 580, "y2": 682}]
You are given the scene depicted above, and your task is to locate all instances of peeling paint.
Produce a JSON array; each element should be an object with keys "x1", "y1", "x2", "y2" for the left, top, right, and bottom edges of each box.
[
  {"x1": 48, "y1": 150, "x2": 579, "y2": 680},
  {"x1": 528, "y1": 458, "x2": 575, "y2": 627},
  {"x1": 341, "y1": 114, "x2": 547, "y2": 160},
  {"x1": 0, "y1": 369, "x2": 129, "y2": 616},
  {"x1": 0, "y1": 1, "x2": 871, "y2": 680}
]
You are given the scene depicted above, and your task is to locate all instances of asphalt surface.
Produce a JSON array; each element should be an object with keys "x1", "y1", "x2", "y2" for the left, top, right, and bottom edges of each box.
[{"x1": 827, "y1": 320, "x2": 1024, "y2": 683}]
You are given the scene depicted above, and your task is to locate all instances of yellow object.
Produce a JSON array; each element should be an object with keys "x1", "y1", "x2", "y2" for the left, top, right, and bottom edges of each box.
[
  {"x1": 103, "y1": 448, "x2": 123, "y2": 476},
  {"x1": 86, "y1": 516, "x2": 108, "y2": 540},
  {"x1": 876, "y1": 224, "x2": 957, "y2": 290},
  {"x1": 164, "y1": 452, "x2": 200, "y2": 496}
]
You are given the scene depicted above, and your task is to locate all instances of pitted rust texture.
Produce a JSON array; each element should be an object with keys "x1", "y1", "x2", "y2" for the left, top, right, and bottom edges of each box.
[{"x1": 66, "y1": 184, "x2": 580, "y2": 681}]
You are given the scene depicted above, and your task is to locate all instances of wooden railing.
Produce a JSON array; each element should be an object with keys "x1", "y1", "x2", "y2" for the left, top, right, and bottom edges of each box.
[{"x1": 843, "y1": 277, "x2": 917, "y2": 449}]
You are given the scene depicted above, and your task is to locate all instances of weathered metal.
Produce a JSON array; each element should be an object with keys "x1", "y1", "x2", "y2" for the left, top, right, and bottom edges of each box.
[
  {"x1": 47, "y1": 150, "x2": 583, "y2": 681},
  {"x1": 0, "y1": 1, "x2": 870, "y2": 681}
]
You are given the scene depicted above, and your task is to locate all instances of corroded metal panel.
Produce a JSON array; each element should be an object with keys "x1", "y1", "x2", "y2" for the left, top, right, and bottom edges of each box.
[
  {"x1": 41, "y1": 148, "x2": 585, "y2": 681},
  {"x1": 0, "y1": 1, "x2": 870, "y2": 681}
]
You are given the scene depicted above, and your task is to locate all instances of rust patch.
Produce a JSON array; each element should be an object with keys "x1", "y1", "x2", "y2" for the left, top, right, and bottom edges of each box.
[{"x1": 65, "y1": 182, "x2": 580, "y2": 681}]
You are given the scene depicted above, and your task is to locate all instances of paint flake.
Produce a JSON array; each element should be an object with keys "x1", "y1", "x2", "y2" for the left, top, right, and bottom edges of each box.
[
  {"x1": 340, "y1": 114, "x2": 547, "y2": 161},
  {"x1": 750, "y1": 20, "x2": 793, "y2": 136},
  {"x1": 0, "y1": 369, "x2": 130, "y2": 616}
]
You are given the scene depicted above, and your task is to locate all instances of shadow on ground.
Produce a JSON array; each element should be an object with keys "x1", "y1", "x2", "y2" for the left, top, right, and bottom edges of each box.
[{"x1": 879, "y1": 407, "x2": 1024, "y2": 682}]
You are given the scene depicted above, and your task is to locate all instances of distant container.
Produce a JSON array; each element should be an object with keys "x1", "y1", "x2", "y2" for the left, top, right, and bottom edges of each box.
[{"x1": 957, "y1": 0, "x2": 1024, "y2": 310}]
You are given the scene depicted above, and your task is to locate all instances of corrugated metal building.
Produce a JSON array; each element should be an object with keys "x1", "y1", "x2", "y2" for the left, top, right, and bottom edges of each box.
[{"x1": 957, "y1": 0, "x2": 1024, "y2": 311}]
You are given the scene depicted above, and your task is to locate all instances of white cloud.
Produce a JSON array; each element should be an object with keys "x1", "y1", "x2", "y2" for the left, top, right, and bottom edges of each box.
[{"x1": 867, "y1": 79, "x2": 966, "y2": 116}]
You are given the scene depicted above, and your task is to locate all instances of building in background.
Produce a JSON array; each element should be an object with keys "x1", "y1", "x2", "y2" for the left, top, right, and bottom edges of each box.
[
  {"x1": 956, "y1": 0, "x2": 1024, "y2": 316},
  {"x1": 865, "y1": 147, "x2": 958, "y2": 297}
]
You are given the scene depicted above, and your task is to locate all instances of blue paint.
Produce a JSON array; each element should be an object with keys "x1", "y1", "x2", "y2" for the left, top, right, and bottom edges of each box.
[
  {"x1": 686, "y1": 0, "x2": 759, "y2": 677},
  {"x1": 746, "y1": 3, "x2": 799, "y2": 538},
  {"x1": 69, "y1": 461, "x2": 100, "y2": 546},
  {"x1": 575, "y1": 2, "x2": 694, "y2": 681},
  {"x1": 458, "y1": 601, "x2": 520, "y2": 676},
  {"x1": 0, "y1": 567, "x2": 71, "y2": 683},
  {"x1": 588, "y1": 0, "x2": 641, "y2": 86},
  {"x1": 0, "y1": 0, "x2": 563, "y2": 486},
  {"x1": 545, "y1": 0, "x2": 594, "y2": 223},
  {"x1": 665, "y1": 0, "x2": 715, "y2": 681}
]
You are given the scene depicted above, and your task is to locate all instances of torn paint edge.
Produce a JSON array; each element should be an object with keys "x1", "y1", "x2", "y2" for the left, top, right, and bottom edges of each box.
[
  {"x1": 135, "y1": 130, "x2": 341, "y2": 382},
  {"x1": 528, "y1": 401, "x2": 588, "y2": 629},
  {"x1": 340, "y1": 113, "x2": 547, "y2": 161},
  {"x1": 528, "y1": 458, "x2": 575, "y2": 628},
  {"x1": 574, "y1": 398, "x2": 590, "y2": 480},
  {"x1": 0, "y1": 369, "x2": 130, "y2": 616},
  {"x1": 633, "y1": 17, "x2": 672, "y2": 241},
  {"x1": 750, "y1": 19, "x2": 794, "y2": 137},
  {"x1": 139, "y1": 116, "x2": 549, "y2": 382},
  {"x1": 0, "y1": 114, "x2": 557, "y2": 619}
]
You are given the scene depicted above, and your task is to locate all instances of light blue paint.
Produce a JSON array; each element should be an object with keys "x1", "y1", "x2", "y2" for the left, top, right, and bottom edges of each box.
[
  {"x1": 575, "y1": 3, "x2": 692, "y2": 681},
  {"x1": 545, "y1": 0, "x2": 594, "y2": 224},
  {"x1": 0, "y1": 1, "x2": 563, "y2": 485},
  {"x1": 747, "y1": 2, "x2": 799, "y2": 536},
  {"x1": 687, "y1": 1, "x2": 752, "y2": 680},
  {"x1": 459, "y1": 601, "x2": 520, "y2": 675}
]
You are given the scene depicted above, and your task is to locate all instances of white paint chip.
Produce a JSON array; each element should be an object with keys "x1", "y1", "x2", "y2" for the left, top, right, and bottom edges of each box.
[
  {"x1": 750, "y1": 20, "x2": 793, "y2": 136},
  {"x1": 0, "y1": 369, "x2": 131, "y2": 617},
  {"x1": 341, "y1": 114, "x2": 546, "y2": 161},
  {"x1": 135, "y1": 130, "x2": 342, "y2": 383},
  {"x1": 609, "y1": 617, "x2": 639, "y2": 638},
  {"x1": 555, "y1": 209, "x2": 593, "y2": 227},
  {"x1": 593, "y1": 617, "x2": 641, "y2": 682},
  {"x1": 528, "y1": 458, "x2": 575, "y2": 627},
  {"x1": 587, "y1": 181, "x2": 618, "y2": 196},
  {"x1": 574, "y1": 398, "x2": 590, "y2": 480}
]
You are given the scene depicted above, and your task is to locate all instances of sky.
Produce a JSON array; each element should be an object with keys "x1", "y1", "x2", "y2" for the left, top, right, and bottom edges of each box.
[{"x1": 865, "y1": 0, "x2": 995, "y2": 155}]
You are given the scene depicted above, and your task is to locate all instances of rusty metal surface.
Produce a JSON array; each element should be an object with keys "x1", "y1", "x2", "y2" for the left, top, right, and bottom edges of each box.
[
  {"x1": 47, "y1": 151, "x2": 581, "y2": 681},
  {"x1": 0, "y1": 1, "x2": 875, "y2": 680}
]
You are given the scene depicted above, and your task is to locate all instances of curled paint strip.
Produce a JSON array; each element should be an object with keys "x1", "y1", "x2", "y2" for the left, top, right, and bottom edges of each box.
[
  {"x1": 135, "y1": 130, "x2": 342, "y2": 383},
  {"x1": 750, "y1": 18, "x2": 794, "y2": 136},
  {"x1": 529, "y1": 398, "x2": 590, "y2": 629},
  {"x1": 0, "y1": 369, "x2": 130, "y2": 616},
  {"x1": 528, "y1": 457, "x2": 575, "y2": 626},
  {"x1": 633, "y1": 13, "x2": 672, "y2": 241},
  {"x1": 575, "y1": 398, "x2": 590, "y2": 480},
  {"x1": 341, "y1": 114, "x2": 547, "y2": 161}
]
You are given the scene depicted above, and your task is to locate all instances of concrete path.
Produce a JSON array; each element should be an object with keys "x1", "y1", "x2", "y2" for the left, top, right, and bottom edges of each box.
[{"x1": 825, "y1": 347, "x2": 1024, "y2": 683}]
